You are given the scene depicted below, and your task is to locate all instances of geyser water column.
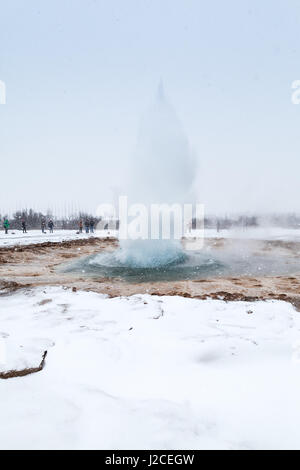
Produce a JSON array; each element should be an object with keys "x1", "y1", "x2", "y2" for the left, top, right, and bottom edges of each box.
[{"x1": 116, "y1": 82, "x2": 196, "y2": 268}]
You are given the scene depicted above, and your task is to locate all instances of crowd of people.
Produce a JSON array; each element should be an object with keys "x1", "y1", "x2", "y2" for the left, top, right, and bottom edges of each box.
[
  {"x1": 2, "y1": 217, "x2": 96, "y2": 235},
  {"x1": 40, "y1": 218, "x2": 54, "y2": 234},
  {"x1": 79, "y1": 218, "x2": 95, "y2": 234}
]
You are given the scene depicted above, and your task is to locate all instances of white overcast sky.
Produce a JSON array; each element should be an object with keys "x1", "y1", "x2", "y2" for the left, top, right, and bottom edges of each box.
[{"x1": 0, "y1": 0, "x2": 300, "y2": 216}]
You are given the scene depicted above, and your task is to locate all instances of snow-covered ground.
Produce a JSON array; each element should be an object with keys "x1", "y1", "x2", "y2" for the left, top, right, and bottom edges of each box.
[
  {"x1": 0, "y1": 287, "x2": 300, "y2": 450},
  {"x1": 0, "y1": 229, "x2": 118, "y2": 247},
  {"x1": 1, "y1": 227, "x2": 300, "y2": 248}
]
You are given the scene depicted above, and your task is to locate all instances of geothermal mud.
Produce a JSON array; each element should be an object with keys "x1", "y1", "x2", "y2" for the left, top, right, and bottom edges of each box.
[{"x1": 0, "y1": 236, "x2": 300, "y2": 309}]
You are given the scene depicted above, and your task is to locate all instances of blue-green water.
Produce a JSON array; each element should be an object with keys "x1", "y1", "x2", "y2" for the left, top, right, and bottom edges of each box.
[{"x1": 61, "y1": 247, "x2": 300, "y2": 283}]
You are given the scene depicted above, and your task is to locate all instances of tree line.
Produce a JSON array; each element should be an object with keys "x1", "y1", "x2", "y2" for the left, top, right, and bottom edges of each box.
[{"x1": 0, "y1": 209, "x2": 104, "y2": 230}]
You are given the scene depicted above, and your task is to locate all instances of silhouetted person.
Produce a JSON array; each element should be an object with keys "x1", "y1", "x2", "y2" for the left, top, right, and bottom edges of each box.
[
  {"x1": 21, "y1": 218, "x2": 27, "y2": 233},
  {"x1": 84, "y1": 219, "x2": 90, "y2": 234},
  {"x1": 79, "y1": 220, "x2": 83, "y2": 233},
  {"x1": 41, "y1": 218, "x2": 46, "y2": 233},
  {"x1": 48, "y1": 219, "x2": 54, "y2": 233},
  {"x1": 3, "y1": 218, "x2": 9, "y2": 234},
  {"x1": 90, "y1": 218, "x2": 95, "y2": 233}
]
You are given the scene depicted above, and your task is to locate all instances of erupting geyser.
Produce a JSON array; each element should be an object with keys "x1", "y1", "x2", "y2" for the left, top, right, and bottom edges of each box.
[{"x1": 114, "y1": 81, "x2": 196, "y2": 268}]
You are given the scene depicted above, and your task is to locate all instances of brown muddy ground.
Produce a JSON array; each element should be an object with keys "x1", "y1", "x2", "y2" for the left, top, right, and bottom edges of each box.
[{"x1": 1, "y1": 236, "x2": 300, "y2": 309}]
